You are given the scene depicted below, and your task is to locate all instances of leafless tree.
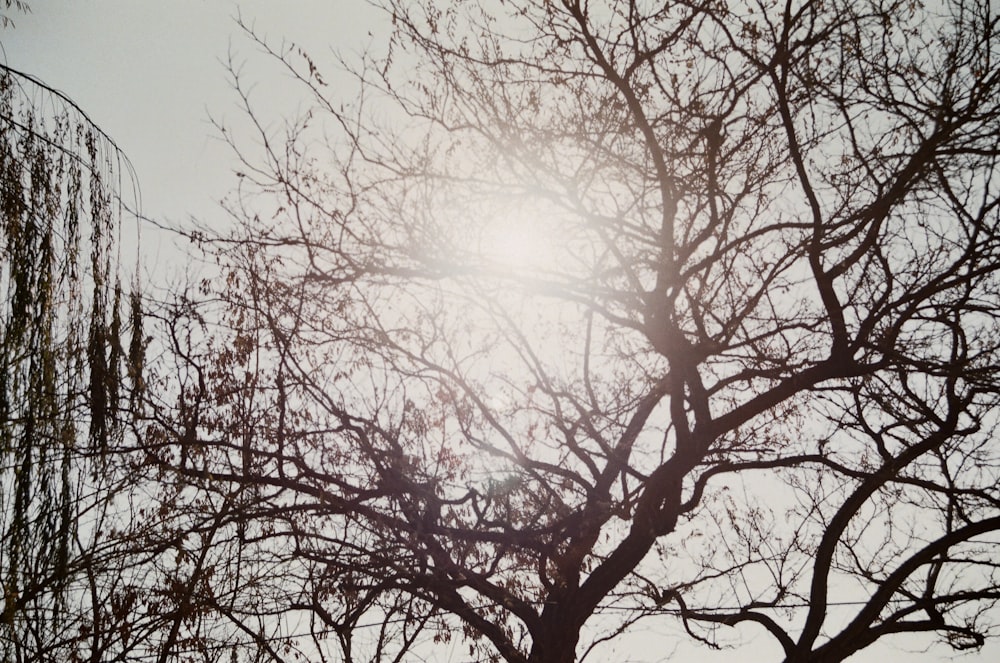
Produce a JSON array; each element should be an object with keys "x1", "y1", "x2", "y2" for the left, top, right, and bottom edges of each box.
[{"x1": 146, "y1": 1, "x2": 1000, "y2": 661}]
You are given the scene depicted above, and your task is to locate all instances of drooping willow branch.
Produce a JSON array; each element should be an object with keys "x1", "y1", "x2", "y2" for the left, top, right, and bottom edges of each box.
[{"x1": 0, "y1": 63, "x2": 144, "y2": 654}]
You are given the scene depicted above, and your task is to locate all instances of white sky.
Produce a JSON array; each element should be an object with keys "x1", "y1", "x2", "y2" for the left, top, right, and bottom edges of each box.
[{"x1": 3, "y1": 2, "x2": 998, "y2": 661}]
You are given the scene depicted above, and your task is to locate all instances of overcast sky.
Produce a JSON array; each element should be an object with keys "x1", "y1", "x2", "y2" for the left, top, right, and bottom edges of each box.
[
  {"x1": 3, "y1": 2, "x2": 999, "y2": 662},
  {"x1": 2, "y1": 1, "x2": 383, "y2": 282}
]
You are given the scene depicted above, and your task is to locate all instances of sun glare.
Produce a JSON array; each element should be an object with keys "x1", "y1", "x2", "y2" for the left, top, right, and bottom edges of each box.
[{"x1": 479, "y1": 201, "x2": 562, "y2": 274}]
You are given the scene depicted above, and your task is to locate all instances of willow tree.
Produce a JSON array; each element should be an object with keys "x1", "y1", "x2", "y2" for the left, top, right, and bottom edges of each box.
[
  {"x1": 0, "y1": 61, "x2": 144, "y2": 659},
  {"x1": 147, "y1": 0, "x2": 1000, "y2": 661}
]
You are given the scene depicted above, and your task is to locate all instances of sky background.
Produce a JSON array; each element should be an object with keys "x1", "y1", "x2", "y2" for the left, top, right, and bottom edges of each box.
[
  {"x1": 2, "y1": 1, "x2": 383, "y2": 283},
  {"x1": 3, "y1": 2, "x2": 999, "y2": 661}
]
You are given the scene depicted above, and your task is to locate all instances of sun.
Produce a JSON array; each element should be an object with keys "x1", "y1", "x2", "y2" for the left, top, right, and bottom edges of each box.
[{"x1": 476, "y1": 197, "x2": 565, "y2": 275}]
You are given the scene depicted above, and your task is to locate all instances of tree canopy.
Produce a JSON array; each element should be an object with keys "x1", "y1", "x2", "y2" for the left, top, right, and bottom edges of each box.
[
  {"x1": 135, "y1": 1, "x2": 1000, "y2": 661},
  {"x1": 6, "y1": 0, "x2": 1000, "y2": 662}
]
